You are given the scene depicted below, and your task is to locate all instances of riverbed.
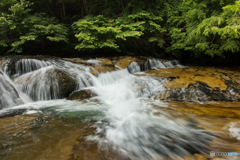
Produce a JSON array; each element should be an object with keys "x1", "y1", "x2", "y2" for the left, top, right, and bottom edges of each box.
[{"x1": 0, "y1": 56, "x2": 240, "y2": 160}]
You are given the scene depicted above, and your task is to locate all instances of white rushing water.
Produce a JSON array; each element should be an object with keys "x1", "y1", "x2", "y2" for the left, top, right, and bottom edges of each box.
[{"x1": 0, "y1": 58, "x2": 213, "y2": 159}]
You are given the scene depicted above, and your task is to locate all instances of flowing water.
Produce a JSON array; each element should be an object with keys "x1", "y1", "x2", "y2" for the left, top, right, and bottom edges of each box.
[{"x1": 0, "y1": 58, "x2": 239, "y2": 160}]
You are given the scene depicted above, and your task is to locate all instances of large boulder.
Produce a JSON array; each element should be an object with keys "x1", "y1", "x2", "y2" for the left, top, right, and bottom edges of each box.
[
  {"x1": 14, "y1": 68, "x2": 78, "y2": 100},
  {"x1": 52, "y1": 69, "x2": 78, "y2": 98},
  {"x1": 143, "y1": 67, "x2": 240, "y2": 102},
  {"x1": 67, "y1": 89, "x2": 97, "y2": 101}
]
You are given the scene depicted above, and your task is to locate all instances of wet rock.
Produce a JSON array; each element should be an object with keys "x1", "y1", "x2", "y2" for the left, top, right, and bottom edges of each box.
[
  {"x1": 168, "y1": 101, "x2": 240, "y2": 118},
  {"x1": 87, "y1": 59, "x2": 116, "y2": 75},
  {"x1": 0, "y1": 109, "x2": 27, "y2": 118},
  {"x1": 0, "y1": 115, "x2": 36, "y2": 136},
  {"x1": 42, "y1": 69, "x2": 78, "y2": 99},
  {"x1": 183, "y1": 154, "x2": 207, "y2": 160},
  {"x1": 52, "y1": 69, "x2": 78, "y2": 98},
  {"x1": 14, "y1": 68, "x2": 78, "y2": 100},
  {"x1": 115, "y1": 57, "x2": 138, "y2": 69},
  {"x1": 144, "y1": 66, "x2": 240, "y2": 102},
  {"x1": 67, "y1": 89, "x2": 97, "y2": 101},
  {"x1": 64, "y1": 58, "x2": 116, "y2": 76},
  {"x1": 136, "y1": 57, "x2": 149, "y2": 71},
  {"x1": 0, "y1": 115, "x2": 90, "y2": 160}
]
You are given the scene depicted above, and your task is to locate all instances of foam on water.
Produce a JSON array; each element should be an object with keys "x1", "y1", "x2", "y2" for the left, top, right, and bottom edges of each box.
[
  {"x1": 228, "y1": 122, "x2": 240, "y2": 140},
  {"x1": 0, "y1": 71, "x2": 23, "y2": 108},
  {"x1": 0, "y1": 68, "x2": 32, "y2": 108},
  {"x1": 86, "y1": 72, "x2": 213, "y2": 159}
]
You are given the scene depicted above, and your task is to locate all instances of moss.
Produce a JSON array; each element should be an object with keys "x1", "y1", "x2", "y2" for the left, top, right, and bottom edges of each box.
[
  {"x1": 46, "y1": 69, "x2": 78, "y2": 99},
  {"x1": 144, "y1": 66, "x2": 240, "y2": 101},
  {"x1": 115, "y1": 56, "x2": 138, "y2": 69}
]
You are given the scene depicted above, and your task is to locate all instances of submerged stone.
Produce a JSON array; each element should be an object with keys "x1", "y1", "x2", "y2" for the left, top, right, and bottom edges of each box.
[{"x1": 67, "y1": 89, "x2": 97, "y2": 101}]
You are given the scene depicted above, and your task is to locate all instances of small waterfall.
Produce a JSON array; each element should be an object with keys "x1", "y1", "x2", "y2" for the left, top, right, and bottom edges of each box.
[
  {"x1": 149, "y1": 59, "x2": 166, "y2": 69},
  {"x1": 49, "y1": 60, "x2": 93, "y2": 90},
  {"x1": 14, "y1": 66, "x2": 60, "y2": 101},
  {"x1": 132, "y1": 76, "x2": 167, "y2": 98},
  {"x1": 163, "y1": 61, "x2": 174, "y2": 68},
  {"x1": 127, "y1": 61, "x2": 141, "y2": 74},
  {"x1": 145, "y1": 59, "x2": 183, "y2": 70},
  {"x1": 58, "y1": 60, "x2": 93, "y2": 89},
  {"x1": 97, "y1": 69, "x2": 130, "y2": 86},
  {"x1": 86, "y1": 68, "x2": 212, "y2": 159},
  {"x1": 0, "y1": 57, "x2": 213, "y2": 159},
  {"x1": 13, "y1": 59, "x2": 51, "y2": 78},
  {"x1": 0, "y1": 71, "x2": 23, "y2": 109},
  {"x1": 0, "y1": 57, "x2": 184, "y2": 106},
  {"x1": 0, "y1": 58, "x2": 95, "y2": 102},
  {"x1": 13, "y1": 60, "x2": 95, "y2": 101}
]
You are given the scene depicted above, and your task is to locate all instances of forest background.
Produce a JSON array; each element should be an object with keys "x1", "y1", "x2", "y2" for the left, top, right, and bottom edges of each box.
[{"x1": 1, "y1": 0, "x2": 240, "y2": 63}]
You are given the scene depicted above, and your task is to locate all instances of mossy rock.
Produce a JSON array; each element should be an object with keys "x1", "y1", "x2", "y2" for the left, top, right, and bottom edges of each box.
[
  {"x1": 67, "y1": 89, "x2": 97, "y2": 101},
  {"x1": 115, "y1": 57, "x2": 138, "y2": 69},
  {"x1": 145, "y1": 66, "x2": 240, "y2": 102},
  {"x1": 46, "y1": 69, "x2": 78, "y2": 99}
]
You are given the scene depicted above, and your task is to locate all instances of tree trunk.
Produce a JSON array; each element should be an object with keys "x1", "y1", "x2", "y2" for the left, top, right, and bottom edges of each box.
[{"x1": 61, "y1": 0, "x2": 66, "y2": 18}]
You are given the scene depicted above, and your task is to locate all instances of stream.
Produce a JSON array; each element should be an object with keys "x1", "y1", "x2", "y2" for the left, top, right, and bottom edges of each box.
[{"x1": 0, "y1": 56, "x2": 240, "y2": 160}]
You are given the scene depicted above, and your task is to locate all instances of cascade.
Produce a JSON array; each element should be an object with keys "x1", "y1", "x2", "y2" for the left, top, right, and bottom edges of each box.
[
  {"x1": 0, "y1": 71, "x2": 23, "y2": 108},
  {"x1": 13, "y1": 59, "x2": 51, "y2": 78},
  {"x1": 127, "y1": 61, "x2": 141, "y2": 74},
  {"x1": 1, "y1": 58, "x2": 95, "y2": 102},
  {"x1": 85, "y1": 69, "x2": 212, "y2": 159},
  {"x1": 148, "y1": 59, "x2": 166, "y2": 69},
  {"x1": 14, "y1": 66, "x2": 60, "y2": 101},
  {"x1": 0, "y1": 57, "x2": 213, "y2": 159},
  {"x1": 145, "y1": 59, "x2": 183, "y2": 71}
]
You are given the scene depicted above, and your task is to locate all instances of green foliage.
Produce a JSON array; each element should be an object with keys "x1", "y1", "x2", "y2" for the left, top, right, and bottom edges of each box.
[
  {"x1": 72, "y1": 9, "x2": 165, "y2": 53},
  {"x1": 119, "y1": 11, "x2": 166, "y2": 47},
  {"x1": 0, "y1": 0, "x2": 68, "y2": 54},
  {"x1": 72, "y1": 15, "x2": 143, "y2": 52},
  {"x1": 1, "y1": 0, "x2": 240, "y2": 58},
  {"x1": 73, "y1": 15, "x2": 122, "y2": 51},
  {"x1": 167, "y1": 0, "x2": 237, "y2": 57}
]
